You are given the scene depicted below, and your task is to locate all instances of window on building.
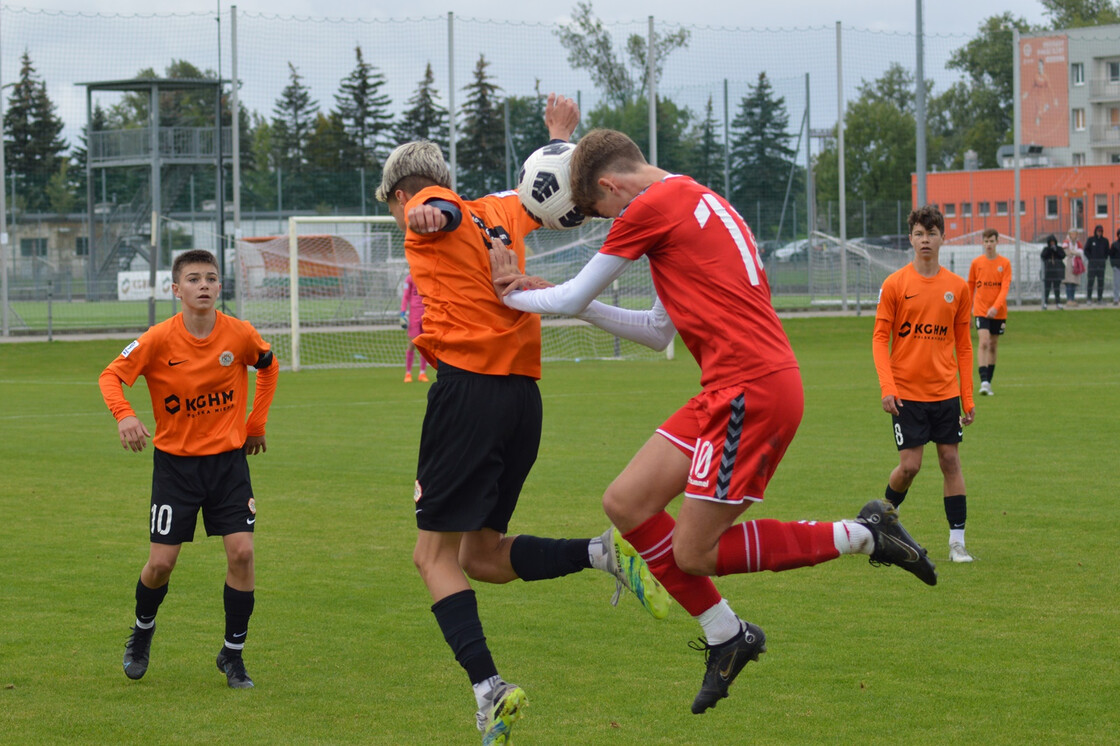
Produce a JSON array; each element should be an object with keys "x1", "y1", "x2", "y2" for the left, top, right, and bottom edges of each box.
[
  {"x1": 978, "y1": 201, "x2": 990, "y2": 216},
  {"x1": 943, "y1": 203, "x2": 956, "y2": 217},
  {"x1": 1110, "y1": 61, "x2": 1120, "y2": 82},
  {"x1": 962, "y1": 202, "x2": 972, "y2": 217},
  {"x1": 1072, "y1": 62, "x2": 1085, "y2": 85},
  {"x1": 1020, "y1": 200, "x2": 1027, "y2": 213},
  {"x1": 1073, "y1": 108, "x2": 1086, "y2": 131},
  {"x1": 76, "y1": 237, "x2": 89, "y2": 256},
  {"x1": 996, "y1": 201, "x2": 1009, "y2": 216},
  {"x1": 20, "y1": 238, "x2": 47, "y2": 258},
  {"x1": 1046, "y1": 196, "x2": 1059, "y2": 219},
  {"x1": 1096, "y1": 194, "x2": 1108, "y2": 218},
  {"x1": 1111, "y1": 153, "x2": 1120, "y2": 164},
  {"x1": 1073, "y1": 152, "x2": 1086, "y2": 165}
]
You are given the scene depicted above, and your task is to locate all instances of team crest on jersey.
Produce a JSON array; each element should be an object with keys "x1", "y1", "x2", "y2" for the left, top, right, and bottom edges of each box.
[
  {"x1": 997, "y1": 266, "x2": 1004, "y2": 273},
  {"x1": 414, "y1": 480, "x2": 423, "y2": 503},
  {"x1": 219, "y1": 351, "x2": 235, "y2": 366},
  {"x1": 944, "y1": 292, "x2": 955, "y2": 303},
  {"x1": 247, "y1": 497, "x2": 256, "y2": 515},
  {"x1": 120, "y1": 340, "x2": 140, "y2": 358}
]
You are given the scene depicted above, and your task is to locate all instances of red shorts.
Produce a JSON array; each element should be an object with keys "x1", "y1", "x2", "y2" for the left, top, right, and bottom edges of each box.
[{"x1": 657, "y1": 367, "x2": 804, "y2": 505}]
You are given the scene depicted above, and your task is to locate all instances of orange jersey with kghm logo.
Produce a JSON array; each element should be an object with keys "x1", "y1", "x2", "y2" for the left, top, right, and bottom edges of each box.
[
  {"x1": 404, "y1": 186, "x2": 543, "y2": 378},
  {"x1": 967, "y1": 253, "x2": 1012, "y2": 318},
  {"x1": 873, "y1": 263, "x2": 974, "y2": 411},
  {"x1": 99, "y1": 311, "x2": 277, "y2": 456}
]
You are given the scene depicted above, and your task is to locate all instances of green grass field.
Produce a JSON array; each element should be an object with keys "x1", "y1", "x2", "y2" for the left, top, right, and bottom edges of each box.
[{"x1": 2, "y1": 311, "x2": 1118, "y2": 744}]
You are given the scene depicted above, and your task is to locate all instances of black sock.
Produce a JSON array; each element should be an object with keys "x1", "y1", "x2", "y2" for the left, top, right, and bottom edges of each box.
[
  {"x1": 508, "y1": 536, "x2": 592, "y2": 581},
  {"x1": 223, "y1": 584, "x2": 255, "y2": 652},
  {"x1": 885, "y1": 485, "x2": 908, "y2": 508},
  {"x1": 944, "y1": 494, "x2": 967, "y2": 530},
  {"x1": 432, "y1": 589, "x2": 498, "y2": 685},
  {"x1": 135, "y1": 577, "x2": 168, "y2": 626},
  {"x1": 978, "y1": 365, "x2": 990, "y2": 383},
  {"x1": 988, "y1": 364, "x2": 996, "y2": 383}
]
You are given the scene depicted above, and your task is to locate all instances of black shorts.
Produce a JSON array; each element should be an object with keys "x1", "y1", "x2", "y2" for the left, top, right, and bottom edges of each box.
[
  {"x1": 891, "y1": 397, "x2": 963, "y2": 451},
  {"x1": 150, "y1": 448, "x2": 256, "y2": 544},
  {"x1": 974, "y1": 316, "x2": 1006, "y2": 335},
  {"x1": 414, "y1": 362, "x2": 542, "y2": 533}
]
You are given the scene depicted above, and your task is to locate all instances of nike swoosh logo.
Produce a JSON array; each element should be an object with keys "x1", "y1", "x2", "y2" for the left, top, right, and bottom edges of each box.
[
  {"x1": 232, "y1": 631, "x2": 247, "y2": 638},
  {"x1": 168, "y1": 360, "x2": 186, "y2": 366},
  {"x1": 904, "y1": 294, "x2": 919, "y2": 299},
  {"x1": 246, "y1": 517, "x2": 256, "y2": 525},
  {"x1": 883, "y1": 534, "x2": 920, "y2": 562}
]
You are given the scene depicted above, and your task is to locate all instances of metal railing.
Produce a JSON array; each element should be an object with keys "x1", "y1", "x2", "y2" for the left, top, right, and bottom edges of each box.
[{"x1": 89, "y1": 127, "x2": 233, "y2": 165}]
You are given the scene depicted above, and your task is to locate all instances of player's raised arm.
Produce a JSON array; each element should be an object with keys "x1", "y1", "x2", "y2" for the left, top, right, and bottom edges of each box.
[{"x1": 545, "y1": 93, "x2": 579, "y2": 142}]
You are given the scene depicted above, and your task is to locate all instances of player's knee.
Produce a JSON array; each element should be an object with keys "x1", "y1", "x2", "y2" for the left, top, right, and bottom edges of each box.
[
  {"x1": 671, "y1": 541, "x2": 713, "y2": 576},
  {"x1": 225, "y1": 544, "x2": 254, "y2": 571},
  {"x1": 897, "y1": 461, "x2": 921, "y2": 482},
  {"x1": 938, "y1": 452, "x2": 962, "y2": 475}
]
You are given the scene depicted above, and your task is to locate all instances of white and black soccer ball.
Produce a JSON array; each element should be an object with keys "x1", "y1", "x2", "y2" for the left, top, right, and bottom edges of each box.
[{"x1": 517, "y1": 142, "x2": 588, "y2": 230}]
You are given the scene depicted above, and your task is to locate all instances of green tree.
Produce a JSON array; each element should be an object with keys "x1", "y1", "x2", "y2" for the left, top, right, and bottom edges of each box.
[
  {"x1": 585, "y1": 96, "x2": 693, "y2": 176},
  {"x1": 272, "y1": 62, "x2": 319, "y2": 174},
  {"x1": 456, "y1": 54, "x2": 505, "y2": 199},
  {"x1": 506, "y1": 83, "x2": 550, "y2": 187},
  {"x1": 686, "y1": 95, "x2": 726, "y2": 190},
  {"x1": 1041, "y1": 0, "x2": 1120, "y2": 27},
  {"x1": 393, "y1": 62, "x2": 449, "y2": 154},
  {"x1": 555, "y1": 1, "x2": 689, "y2": 106},
  {"x1": 3, "y1": 51, "x2": 67, "y2": 213},
  {"x1": 728, "y1": 72, "x2": 800, "y2": 237},
  {"x1": 334, "y1": 45, "x2": 393, "y2": 171}
]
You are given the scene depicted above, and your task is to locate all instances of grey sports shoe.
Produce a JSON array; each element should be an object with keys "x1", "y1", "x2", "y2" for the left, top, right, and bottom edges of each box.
[
  {"x1": 689, "y1": 622, "x2": 767, "y2": 714},
  {"x1": 216, "y1": 650, "x2": 254, "y2": 689},
  {"x1": 856, "y1": 499, "x2": 938, "y2": 586},
  {"x1": 949, "y1": 541, "x2": 975, "y2": 563},
  {"x1": 123, "y1": 623, "x2": 155, "y2": 680},
  {"x1": 476, "y1": 680, "x2": 527, "y2": 745}
]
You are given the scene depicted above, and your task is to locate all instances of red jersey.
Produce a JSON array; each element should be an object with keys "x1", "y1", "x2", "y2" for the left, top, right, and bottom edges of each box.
[
  {"x1": 598, "y1": 175, "x2": 798, "y2": 389},
  {"x1": 967, "y1": 253, "x2": 1012, "y2": 317},
  {"x1": 873, "y1": 264, "x2": 974, "y2": 410},
  {"x1": 99, "y1": 311, "x2": 278, "y2": 456}
]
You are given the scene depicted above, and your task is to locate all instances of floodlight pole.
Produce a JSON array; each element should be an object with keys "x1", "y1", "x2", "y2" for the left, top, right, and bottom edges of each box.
[
  {"x1": 0, "y1": 7, "x2": 9, "y2": 337},
  {"x1": 915, "y1": 0, "x2": 927, "y2": 207},
  {"x1": 836, "y1": 21, "x2": 848, "y2": 311}
]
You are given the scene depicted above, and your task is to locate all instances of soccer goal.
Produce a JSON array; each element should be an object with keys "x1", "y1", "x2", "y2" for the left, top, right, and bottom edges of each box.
[{"x1": 235, "y1": 215, "x2": 669, "y2": 371}]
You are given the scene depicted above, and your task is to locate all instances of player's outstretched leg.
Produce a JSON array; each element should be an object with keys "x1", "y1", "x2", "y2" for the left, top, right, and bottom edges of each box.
[
  {"x1": 603, "y1": 527, "x2": 672, "y2": 619},
  {"x1": 216, "y1": 649, "x2": 255, "y2": 689},
  {"x1": 476, "y1": 680, "x2": 527, "y2": 746},
  {"x1": 856, "y1": 499, "x2": 938, "y2": 586},
  {"x1": 123, "y1": 623, "x2": 155, "y2": 680},
  {"x1": 689, "y1": 621, "x2": 766, "y2": 714}
]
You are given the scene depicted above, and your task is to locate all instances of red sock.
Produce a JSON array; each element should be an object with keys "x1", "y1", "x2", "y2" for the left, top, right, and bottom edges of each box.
[
  {"x1": 716, "y1": 519, "x2": 840, "y2": 575},
  {"x1": 623, "y1": 511, "x2": 722, "y2": 617}
]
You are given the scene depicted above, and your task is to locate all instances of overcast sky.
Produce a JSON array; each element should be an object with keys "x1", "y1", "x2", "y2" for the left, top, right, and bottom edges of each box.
[{"x1": 8, "y1": 0, "x2": 1052, "y2": 35}]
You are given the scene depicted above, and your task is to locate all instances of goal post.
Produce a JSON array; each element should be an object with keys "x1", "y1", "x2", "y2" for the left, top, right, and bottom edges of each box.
[{"x1": 234, "y1": 215, "x2": 671, "y2": 371}]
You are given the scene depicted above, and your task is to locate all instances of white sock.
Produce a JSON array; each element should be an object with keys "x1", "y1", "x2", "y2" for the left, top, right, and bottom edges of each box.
[
  {"x1": 588, "y1": 528, "x2": 612, "y2": 572},
  {"x1": 834, "y1": 521, "x2": 874, "y2": 555},
  {"x1": 134, "y1": 618, "x2": 155, "y2": 630},
  {"x1": 695, "y1": 600, "x2": 742, "y2": 646},
  {"x1": 949, "y1": 529, "x2": 965, "y2": 546},
  {"x1": 473, "y1": 674, "x2": 502, "y2": 709}
]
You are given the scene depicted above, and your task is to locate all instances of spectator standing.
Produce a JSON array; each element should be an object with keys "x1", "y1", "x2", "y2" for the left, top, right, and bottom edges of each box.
[
  {"x1": 1083, "y1": 225, "x2": 1110, "y2": 305},
  {"x1": 1061, "y1": 229, "x2": 1084, "y2": 306}
]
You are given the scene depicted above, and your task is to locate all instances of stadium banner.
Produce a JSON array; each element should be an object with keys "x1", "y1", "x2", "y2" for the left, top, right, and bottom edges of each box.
[
  {"x1": 117, "y1": 271, "x2": 174, "y2": 301},
  {"x1": 1020, "y1": 34, "x2": 1069, "y2": 147}
]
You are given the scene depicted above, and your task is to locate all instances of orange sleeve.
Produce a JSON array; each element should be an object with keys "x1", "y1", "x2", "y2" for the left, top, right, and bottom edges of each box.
[
  {"x1": 98, "y1": 367, "x2": 137, "y2": 422},
  {"x1": 994, "y1": 259, "x2": 1012, "y2": 312},
  {"x1": 245, "y1": 356, "x2": 278, "y2": 438},
  {"x1": 955, "y1": 286, "x2": 975, "y2": 412},
  {"x1": 872, "y1": 317, "x2": 898, "y2": 399}
]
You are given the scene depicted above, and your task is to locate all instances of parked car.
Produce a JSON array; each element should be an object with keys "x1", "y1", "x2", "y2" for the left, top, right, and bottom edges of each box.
[{"x1": 773, "y1": 239, "x2": 810, "y2": 262}]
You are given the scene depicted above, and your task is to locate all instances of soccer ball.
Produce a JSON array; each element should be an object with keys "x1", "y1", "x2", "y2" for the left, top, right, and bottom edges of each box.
[{"x1": 517, "y1": 143, "x2": 587, "y2": 230}]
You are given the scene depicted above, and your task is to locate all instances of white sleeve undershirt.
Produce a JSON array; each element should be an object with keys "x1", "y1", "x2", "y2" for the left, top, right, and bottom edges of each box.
[{"x1": 503, "y1": 252, "x2": 676, "y2": 351}]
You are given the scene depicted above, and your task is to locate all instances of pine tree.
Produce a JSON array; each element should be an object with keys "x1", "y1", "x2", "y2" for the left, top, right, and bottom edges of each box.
[
  {"x1": 506, "y1": 83, "x2": 550, "y2": 184},
  {"x1": 3, "y1": 51, "x2": 67, "y2": 213},
  {"x1": 334, "y1": 45, "x2": 393, "y2": 171},
  {"x1": 272, "y1": 62, "x2": 319, "y2": 173},
  {"x1": 456, "y1": 55, "x2": 505, "y2": 199},
  {"x1": 729, "y1": 72, "x2": 797, "y2": 225},
  {"x1": 394, "y1": 62, "x2": 449, "y2": 155},
  {"x1": 689, "y1": 95, "x2": 725, "y2": 190}
]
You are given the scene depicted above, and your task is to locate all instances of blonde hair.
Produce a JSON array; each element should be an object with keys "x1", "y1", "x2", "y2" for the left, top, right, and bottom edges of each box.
[{"x1": 376, "y1": 141, "x2": 451, "y2": 202}]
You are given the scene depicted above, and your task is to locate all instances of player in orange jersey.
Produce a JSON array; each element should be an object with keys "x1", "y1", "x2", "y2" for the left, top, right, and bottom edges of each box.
[
  {"x1": 967, "y1": 228, "x2": 1012, "y2": 396},
  {"x1": 99, "y1": 249, "x2": 278, "y2": 689},
  {"x1": 874, "y1": 206, "x2": 976, "y2": 564},
  {"x1": 377, "y1": 95, "x2": 670, "y2": 745}
]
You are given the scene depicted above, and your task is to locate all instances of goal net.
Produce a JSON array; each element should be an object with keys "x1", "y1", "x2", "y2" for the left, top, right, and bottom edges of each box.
[{"x1": 235, "y1": 216, "x2": 667, "y2": 371}]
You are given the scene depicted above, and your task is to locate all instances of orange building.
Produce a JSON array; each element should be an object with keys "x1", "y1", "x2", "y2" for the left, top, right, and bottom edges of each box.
[{"x1": 916, "y1": 164, "x2": 1120, "y2": 242}]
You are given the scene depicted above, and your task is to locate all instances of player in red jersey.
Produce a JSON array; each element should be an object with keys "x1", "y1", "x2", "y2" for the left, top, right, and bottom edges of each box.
[
  {"x1": 494, "y1": 128, "x2": 937, "y2": 715},
  {"x1": 967, "y1": 228, "x2": 1012, "y2": 396},
  {"x1": 874, "y1": 206, "x2": 976, "y2": 564}
]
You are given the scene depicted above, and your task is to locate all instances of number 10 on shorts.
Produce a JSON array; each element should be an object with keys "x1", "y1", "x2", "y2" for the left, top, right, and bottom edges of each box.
[{"x1": 151, "y1": 504, "x2": 173, "y2": 535}]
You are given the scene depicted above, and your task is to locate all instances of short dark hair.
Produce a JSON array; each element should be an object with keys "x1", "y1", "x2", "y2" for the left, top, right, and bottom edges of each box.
[
  {"x1": 569, "y1": 129, "x2": 647, "y2": 215},
  {"x1": 172, "y1": 249, "x2": 219, "y2": 283},
  {"x1": 982, "y1": 227, "x2": 999, "y2": 240},
  {"x1": 908, "y1": 205, "x2": 944, "y2": 235}
]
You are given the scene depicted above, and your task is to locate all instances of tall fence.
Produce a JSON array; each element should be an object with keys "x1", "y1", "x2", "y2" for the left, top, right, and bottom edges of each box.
[{"x1": 0, "y1": 7, "x2": 1105, "y2": 336}]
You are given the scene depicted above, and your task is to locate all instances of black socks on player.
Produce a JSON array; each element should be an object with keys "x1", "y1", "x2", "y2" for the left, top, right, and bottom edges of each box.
[
  {"x1": 508, "y1": 536, "x2": 592, "y2": 581},
  {"x1": 432, "y1": 589, "x2": 499, "y2": 685},
  {"x1": 135, "y1": 577, "x2": 168, "y2": 625},
  {"x1": 884, "y1": 485, "x2": 908, "y2": 508}
]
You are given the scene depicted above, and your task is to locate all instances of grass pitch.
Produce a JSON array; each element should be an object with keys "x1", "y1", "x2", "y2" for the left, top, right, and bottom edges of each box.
[{"x1": 1, "y1": 309, "x2": 1118, "y2": 744}]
